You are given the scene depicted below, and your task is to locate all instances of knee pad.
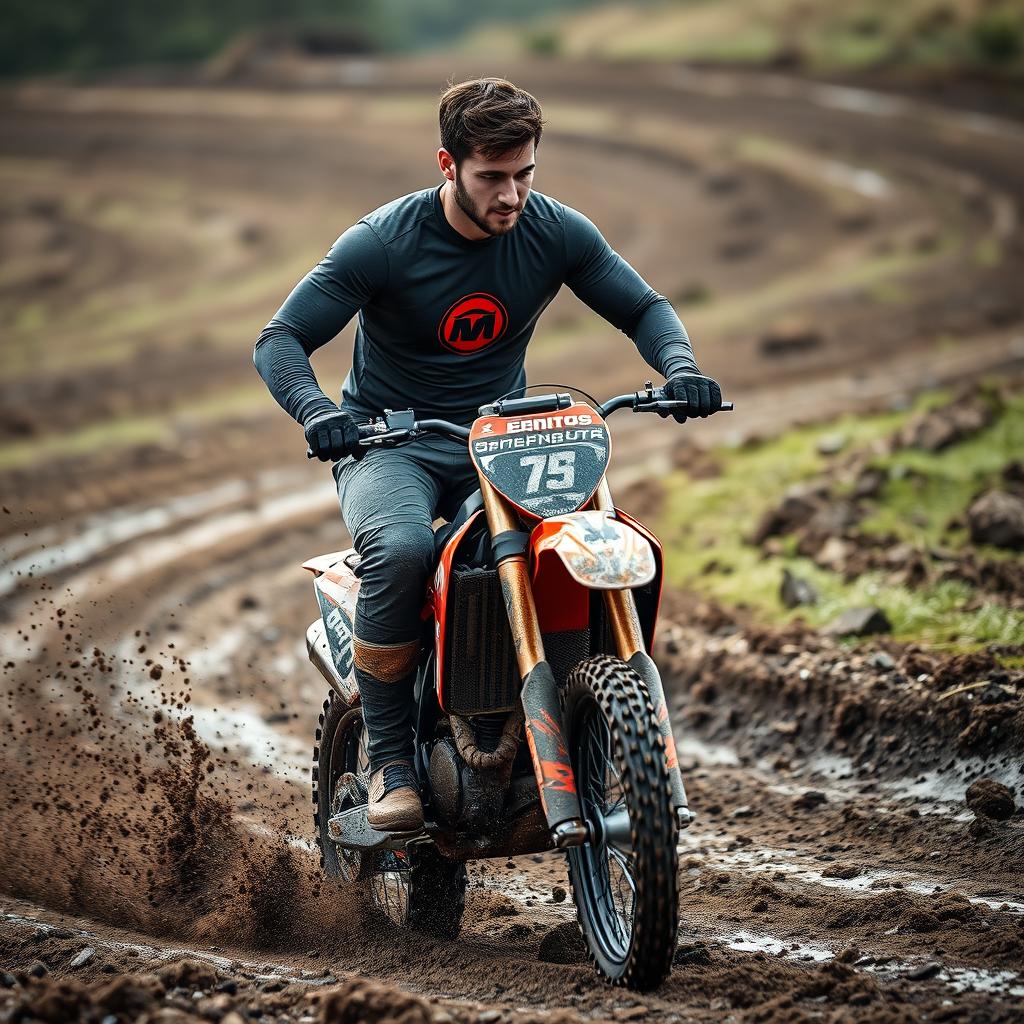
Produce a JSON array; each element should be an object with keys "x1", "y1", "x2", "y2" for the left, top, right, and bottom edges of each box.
[{"x1": 353, "y1": 636, "x2": 420, "y2": 684}]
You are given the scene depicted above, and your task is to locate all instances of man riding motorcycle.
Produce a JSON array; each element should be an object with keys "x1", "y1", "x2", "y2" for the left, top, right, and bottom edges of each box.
[{"x1": 253, "y1": 77, "x2": 722, "y2": 834}]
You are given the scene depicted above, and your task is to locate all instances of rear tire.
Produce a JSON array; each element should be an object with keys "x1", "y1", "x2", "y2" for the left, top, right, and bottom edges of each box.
[
  {"x1": 313, "y1": 689, "x2": 467, "y2": 938},
  {"x1": 312, "y1": 692, "x2": 366, "y2": 881},
  {"x1": 562, "y1": 655, "x2": 679, "y2": 990}
]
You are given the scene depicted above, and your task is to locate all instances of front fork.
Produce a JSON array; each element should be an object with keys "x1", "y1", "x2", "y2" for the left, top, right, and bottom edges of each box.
[{"x1": 479, "y1": 477, "x2": 692, "y2": 851}]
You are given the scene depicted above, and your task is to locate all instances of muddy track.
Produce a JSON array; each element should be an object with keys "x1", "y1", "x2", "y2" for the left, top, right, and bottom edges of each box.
[{"x1": 2, "y1": 60, "x2": 1023, "y2": 1022}]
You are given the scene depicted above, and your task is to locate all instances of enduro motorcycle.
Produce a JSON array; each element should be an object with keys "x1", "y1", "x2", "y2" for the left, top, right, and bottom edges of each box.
[{"x1": 303, "y1": 383, "x2": 731, "y2": 990}]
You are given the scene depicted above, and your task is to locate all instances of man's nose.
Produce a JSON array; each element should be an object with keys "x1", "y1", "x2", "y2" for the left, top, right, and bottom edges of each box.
[{"x1": 497, "y1": 179, "x2": 518, "y2": 207}]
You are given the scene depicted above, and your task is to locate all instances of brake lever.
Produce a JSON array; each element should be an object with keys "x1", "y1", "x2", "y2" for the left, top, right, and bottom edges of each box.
[{"x1": 360, "y1": 428, "x2": 417, "y2": 446}]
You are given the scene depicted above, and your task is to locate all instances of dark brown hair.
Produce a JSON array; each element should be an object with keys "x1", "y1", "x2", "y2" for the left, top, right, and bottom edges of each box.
[{"x1": 439, "y1": 77, "x2": 544, "y2": 163}]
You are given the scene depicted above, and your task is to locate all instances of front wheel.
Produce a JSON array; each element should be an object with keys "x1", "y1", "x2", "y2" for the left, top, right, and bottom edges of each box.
[{"x1": 562, "y1": 655, "x2": 679, "y2": 990}]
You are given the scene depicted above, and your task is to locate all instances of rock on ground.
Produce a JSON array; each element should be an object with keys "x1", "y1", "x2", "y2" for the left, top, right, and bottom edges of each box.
[
  {"x1": 823, "y1": 607, "x2": 892, "y2": 637},
  {"x1": 967, "y1": 490, "x2": 1024, "y2": 550}
]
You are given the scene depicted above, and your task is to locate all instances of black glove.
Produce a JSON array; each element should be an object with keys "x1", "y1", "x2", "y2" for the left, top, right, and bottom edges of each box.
[
  {"x1": 662, "y1": 373, "x2": 722, "y2": 422},
  {"x1": 303, "y1": 407, "x2": 363, "y2": 462}
]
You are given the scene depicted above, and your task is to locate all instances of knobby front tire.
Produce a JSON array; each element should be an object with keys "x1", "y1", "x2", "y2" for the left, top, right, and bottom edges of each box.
[{"x1": 562, "y1": 655, "x2": 679, "y2": 990}]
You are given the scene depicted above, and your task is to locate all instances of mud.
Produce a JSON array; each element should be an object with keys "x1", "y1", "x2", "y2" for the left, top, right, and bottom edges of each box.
[{"x1": 3, "y1": 56, "x2": 1024, "y2": 1023}]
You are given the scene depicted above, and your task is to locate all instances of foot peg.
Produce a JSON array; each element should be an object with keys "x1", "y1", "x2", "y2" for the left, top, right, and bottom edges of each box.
[{"x1": 328, "y1": 803, "x2": 427, "y2": 851}]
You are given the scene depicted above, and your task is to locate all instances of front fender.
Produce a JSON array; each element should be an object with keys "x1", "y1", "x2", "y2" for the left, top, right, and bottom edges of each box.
[{"x1": 531, "y1": 510, "x2": 656, "y2": 590}]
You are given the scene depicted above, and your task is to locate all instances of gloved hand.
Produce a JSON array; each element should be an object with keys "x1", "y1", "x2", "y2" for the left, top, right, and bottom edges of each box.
[
  {"x1": 303, "y1": 407, "x2": 363, "y2": 462},
  {"x1": 662, "y1": 373, "x2": 722, "y2": 422}
]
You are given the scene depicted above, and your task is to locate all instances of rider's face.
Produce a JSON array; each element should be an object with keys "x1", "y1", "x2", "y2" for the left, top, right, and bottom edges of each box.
[{"x1": 441, "y1": 142, "x2": 535, "y2": 238}]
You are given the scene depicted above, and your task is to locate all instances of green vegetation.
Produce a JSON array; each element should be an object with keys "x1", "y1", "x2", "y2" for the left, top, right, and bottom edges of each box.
[
  {"x1": 3, "y1": 0, "x2": 372, "y2": 77},
  {"x1": 486, "y1": 0, "x2": 1024, "y2": 80},
  {"x1": 2, "y1": 0, "x2": 603, "y2": 78},
  {"x1": 857, "y1": 391, "x2": 1024, "y2": 551},
  {"x1": 656, "y1": 388, "x2": 1024, "y2": 649}
]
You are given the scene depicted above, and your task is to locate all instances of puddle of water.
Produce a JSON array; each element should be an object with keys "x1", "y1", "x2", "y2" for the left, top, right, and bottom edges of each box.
[
  {"x1": 824, "y1": 161, "x2": 892, "y2": 200},
  {"x1": 178, "y1": 701, "x2": 309, "y2": 784},
  {"x1": 877, "y1": 760, "x2": 1023, "y2": 808},
  {"x1": 679, "y1": 724, "x2": 1020, "y2": 822},
  {"x1": 678, "y1": 835, "x2": 1024, "y2": 915},
  {"x1": 940, "y1": 967, "x2": 1024, "y2": 998},
  {"x1": 864, "y1": 959, "x2": 1024, "y2": 999},
  {"x1": 0, "y1": 479, "x2": 257, "y2": 598},
  {"x1": 6, "y1": 484, "x2": 335, "y2": 662},
  {"x1": 710, "y1": 923, "x2": 1024, "y2": 997},
  {"x1": 677, "y1": 735, "x2": 740, "y2": 767},
  {"x1": 810, "y1": 83, "x2": 909, "y2": 119},
  {"x1": 725, "y1": 930, "x2": 833, "y2": 962}
]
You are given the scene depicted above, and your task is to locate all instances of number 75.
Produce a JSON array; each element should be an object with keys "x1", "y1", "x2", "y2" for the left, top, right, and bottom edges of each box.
[{"x1": 519, "y1": 451, "x2": 576, "y2": 493}]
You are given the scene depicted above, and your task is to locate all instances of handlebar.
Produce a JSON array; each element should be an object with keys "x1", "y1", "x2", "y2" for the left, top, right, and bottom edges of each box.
[
  {"x1": 306, "y1": 383, "x2": 732, "y2": 458},
  {"x1": 598, "y1": 382, "x2": 734, "y2": 417}
]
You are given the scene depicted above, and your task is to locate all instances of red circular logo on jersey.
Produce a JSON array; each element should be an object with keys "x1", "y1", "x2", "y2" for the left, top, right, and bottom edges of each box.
[{"x1": 438, "y1": 292, "x2": 508, "y2": 354}]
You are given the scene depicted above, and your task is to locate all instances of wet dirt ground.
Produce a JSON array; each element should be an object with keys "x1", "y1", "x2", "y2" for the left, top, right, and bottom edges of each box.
[{"x1": 1, "y1": 57, "x2": 1023, "y2": 1022}]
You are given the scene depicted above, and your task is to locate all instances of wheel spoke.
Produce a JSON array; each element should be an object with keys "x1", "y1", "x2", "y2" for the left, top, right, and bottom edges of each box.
[
  {"x1": 609, "y1": 847, "x2": 637, "y2": 895},
  {"x1": 571, "y1": 692, "x2": 638, "y2": 961}
]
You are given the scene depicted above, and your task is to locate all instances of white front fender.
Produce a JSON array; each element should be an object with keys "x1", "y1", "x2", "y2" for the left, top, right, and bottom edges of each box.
[{"x1": 531, "y1": 510, "x2": 657, "y2": 590}]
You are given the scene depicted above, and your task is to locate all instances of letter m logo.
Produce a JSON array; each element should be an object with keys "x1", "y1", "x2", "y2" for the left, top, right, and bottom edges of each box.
[{"x1": 438, "y1": 292, "x2": 509, "y2": 354}]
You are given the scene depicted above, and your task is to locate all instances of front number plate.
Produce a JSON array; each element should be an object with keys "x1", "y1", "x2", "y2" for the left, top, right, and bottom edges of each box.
[{"x1": 469, "y1": 403, "x2": 611, "y2": 518}]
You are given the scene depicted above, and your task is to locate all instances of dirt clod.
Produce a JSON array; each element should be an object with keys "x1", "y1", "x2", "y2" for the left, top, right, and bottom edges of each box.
[
  {"x1": 536, "y1": 922, "x2": 587, "y2": 965},
  {"x1": 965, "y1": 778, "x2": 1017, "y2": 821}
]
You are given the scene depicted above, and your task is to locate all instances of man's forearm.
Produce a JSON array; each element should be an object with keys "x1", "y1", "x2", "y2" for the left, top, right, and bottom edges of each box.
[
  {"x1": 253, "y1": 323, "x2": 338, "y2": 427},
  {"x1": 631, "y1": 295, "x2": 700, "y2": 379}
]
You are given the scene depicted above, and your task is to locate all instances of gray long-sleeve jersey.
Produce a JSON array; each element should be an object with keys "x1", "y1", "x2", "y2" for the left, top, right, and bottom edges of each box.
[{"x1": 254, "y1": 185, "x2": 699, "y2": 428}]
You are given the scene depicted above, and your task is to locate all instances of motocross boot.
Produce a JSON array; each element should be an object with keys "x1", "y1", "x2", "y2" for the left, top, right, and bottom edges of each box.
[{"x1": 366, "y1": 760, "x2": 424, "y2": 831}]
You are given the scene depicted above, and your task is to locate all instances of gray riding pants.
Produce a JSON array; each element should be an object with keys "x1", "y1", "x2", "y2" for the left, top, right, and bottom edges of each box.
[{"x1": 332, "y1": 437, "x2": 478, "y2": 772}]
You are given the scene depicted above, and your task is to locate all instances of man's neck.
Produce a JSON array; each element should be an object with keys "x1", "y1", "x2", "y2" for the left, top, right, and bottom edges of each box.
[{"x1": 439, "y1": 181, "x2": 490, "y2": 241}]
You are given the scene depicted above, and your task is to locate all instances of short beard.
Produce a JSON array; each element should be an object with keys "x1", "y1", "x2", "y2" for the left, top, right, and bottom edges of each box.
[{"x1": 453, "y1": 169, "x2": 519, "y2": 238}]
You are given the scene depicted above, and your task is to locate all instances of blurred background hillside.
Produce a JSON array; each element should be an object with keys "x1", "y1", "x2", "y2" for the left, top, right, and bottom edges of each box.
[
  {"x1": 6, "y1": 0, "x2": 1024, "y2": 83},
  {"x1": 2, "y1": 6, "x2": 1024, "y2": 1017},
  {"x1": 3, "y1": 0, "x2": 1023, "y2": 652}
]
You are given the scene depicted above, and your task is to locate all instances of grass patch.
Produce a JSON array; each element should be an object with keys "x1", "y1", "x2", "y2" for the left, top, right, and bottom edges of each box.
[
  {"x1": 856, "y1": 390, "x2": 1024, "y2": 553},
  {"x1": 495, "y1": 0, "x2": 1024, "y2": 79},
  {"x1": 657, "y1": 388, "x2": 1024, "y2": 649}
]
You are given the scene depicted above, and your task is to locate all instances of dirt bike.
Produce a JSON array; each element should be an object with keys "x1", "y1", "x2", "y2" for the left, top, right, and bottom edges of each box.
[{"x1": 303, "y1": 382, "x2": 731, "y2": 990}]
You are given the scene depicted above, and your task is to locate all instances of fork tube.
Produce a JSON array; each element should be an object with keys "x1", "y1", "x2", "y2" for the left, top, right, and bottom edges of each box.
[
  {"x1": 478, "y1": 477, "x2": 585, "y2": 845},
  {"x1": 478, "y1": 478, "x2": 543, "y2": 674}
]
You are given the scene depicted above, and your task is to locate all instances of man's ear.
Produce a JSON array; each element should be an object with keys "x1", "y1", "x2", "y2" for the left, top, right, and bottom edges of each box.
[{"x1": 437, "y1": 148, "x2": 456, "y2": 181}]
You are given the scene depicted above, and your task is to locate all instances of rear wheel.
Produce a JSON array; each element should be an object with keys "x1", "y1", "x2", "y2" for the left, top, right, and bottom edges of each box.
[
  {"x1": 312, "y1": 690, "x2": 467, "y2": 938},
  {"x1": 562, "y1": 655, "x2": 679, "y2": 990},
  {"x1": 313, "y1": 694, "x2": 368, "y2": 881}
]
